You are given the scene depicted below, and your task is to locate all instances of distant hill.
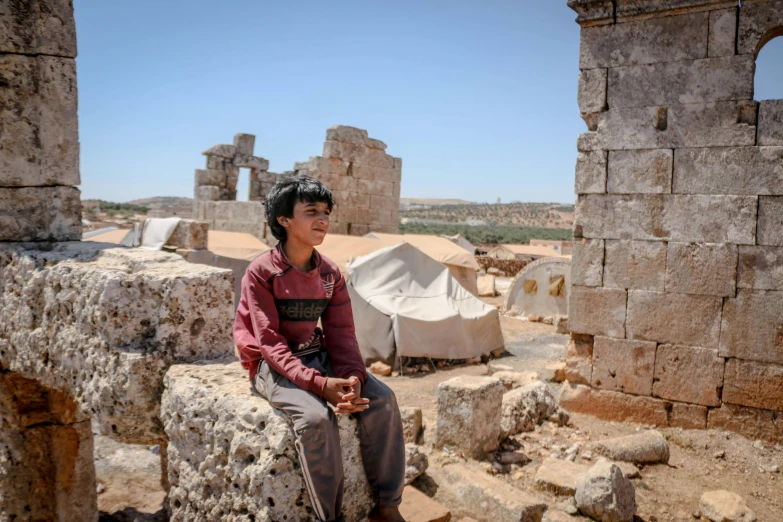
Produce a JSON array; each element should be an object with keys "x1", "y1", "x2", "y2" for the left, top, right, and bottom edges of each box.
[
  {"x1": 126, "y1": 196, "x2": 193, "y2": 207},
  {"x1": 399, "y1": 197, "x2": 474, "y2": 207},
  {"x1": 401, "y1": 201, "x2": 575, "y2": 229}
]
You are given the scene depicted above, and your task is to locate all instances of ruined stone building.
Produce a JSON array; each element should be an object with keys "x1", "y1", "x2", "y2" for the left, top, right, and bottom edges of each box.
[
  {"x1": 566, "y1": 0, "x2": 783, "y2": 442},
  {"x1": 193, "y1": 127, "x2": 402, "y2": 241}
]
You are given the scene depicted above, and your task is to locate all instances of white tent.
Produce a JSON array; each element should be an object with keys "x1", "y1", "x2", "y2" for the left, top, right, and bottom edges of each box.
[{"x1": 347, "y1": 242, "x2": 504, "y2": 364}]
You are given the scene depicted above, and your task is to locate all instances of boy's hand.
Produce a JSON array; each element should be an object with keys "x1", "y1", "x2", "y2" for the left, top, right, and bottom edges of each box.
[{"x1": 323, "y1": 376, "x2": 369, "y2": 414}]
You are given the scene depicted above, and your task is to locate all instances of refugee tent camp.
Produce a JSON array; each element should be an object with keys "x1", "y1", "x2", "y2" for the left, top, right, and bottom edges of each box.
[{"x1": 346, "y1": 242, "x2": 504, "y2": 364}]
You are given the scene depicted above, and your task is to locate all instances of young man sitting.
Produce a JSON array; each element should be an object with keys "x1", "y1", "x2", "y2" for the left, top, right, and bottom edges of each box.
[{"x1": 233, "y1": 175, "x2": 406, "y2": 522}]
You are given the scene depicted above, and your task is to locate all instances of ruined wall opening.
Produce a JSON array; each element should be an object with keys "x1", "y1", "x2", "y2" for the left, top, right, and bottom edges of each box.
[
  {"x1": 754, "y1": 33, "x2": 783, "y2": 101},
  {"x1": 0, "y1": 369, "x2": 97, "y2": 521},
  {"x1": 237, "y1": 167, "x2": 251, "y2": 201}
]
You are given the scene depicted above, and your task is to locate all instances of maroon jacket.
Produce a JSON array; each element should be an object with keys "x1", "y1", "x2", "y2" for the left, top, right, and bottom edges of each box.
[{"x1": 233, "y1": 243, "x2": 367, "y2": 397}]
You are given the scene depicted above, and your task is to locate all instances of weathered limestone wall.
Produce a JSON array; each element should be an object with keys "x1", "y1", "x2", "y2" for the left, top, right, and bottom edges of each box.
[
  {"x1": 294, "y1": 125, "x2": 402, "y2": 236},
  {"x1": 0, "y1": 0, "x2": 82, "y2": 241},
  {"x1": 193, "y1": 126, "x2": 402, "y2": 239},
  {"x1": 565, "y1": 0, "x2": 783, "y2": 442}
]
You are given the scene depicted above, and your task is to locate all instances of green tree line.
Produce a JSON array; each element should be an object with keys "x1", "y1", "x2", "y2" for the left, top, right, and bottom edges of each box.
[{"x1": 399, "y1": 223, "x2": 572, "y2": 245}]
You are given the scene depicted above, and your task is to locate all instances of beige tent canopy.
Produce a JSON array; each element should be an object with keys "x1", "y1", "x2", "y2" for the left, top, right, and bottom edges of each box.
[
  {"x1": 486, "y1": 244, "x2": 560, "y2": 261},
  {"x1": 347, "y1": 242, "x2": 504, "y2": 364}
]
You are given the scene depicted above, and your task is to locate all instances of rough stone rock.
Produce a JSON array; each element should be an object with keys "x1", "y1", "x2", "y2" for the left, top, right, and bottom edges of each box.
[
  {"x1": 575, "y1": 458, "x2": 637, "y2": 522},
  {"x1": 477, "y1": 274, "x2": 497, "y2": 297},
  {"x1": 758, "y1": 100, "x2": 783, "y2": 146},
  {"x1": 0, "y1": 55, "x2": 79, "y2": 188},
  {"x1": 549, "y1": 361, "x2": 567, "y2": 383},
  {"x1": 565, "y1": 333, "x2": 594, "y2": 386},
  {"x1": 571, "y1": 239, "x2": 604, "y2": 287},
  {"x1": 569, "y1": 287, "x2": 626, "y2": 338},
  {"x1": 738, "y1": 246, "x2": 783, "y2": 291},
  {"x1": 607, "y1": 56, "x2": 754, "y2": 109},
  {"x1": 591, "y1": 337, "x2": 656, "y2": 396},
  {"x1": 673, "y1": 146, "x2": 783, "y2": 195},
  {"x1": 162, "y1": 362, "x2": 373, "y2": 522},
  {"x1": 399, "y1": 486, "x2": 450, "y2": 522},
  {"x1": 169, "y1": 220, "x2": 209, "y2": 251},
  {"x1": 370, "y1": 361, "x2": 392, "y2": 376},
  {"x1": 579, "y1": 11, "x2": 708, "y2": 69},
  {"x1": 722, "y1": 358, "x2": 783, "y2": 412},
  {"x1": 559, "y1": 383, "x2": 670, "y2": 427},
  {"x1": 757, "y1": 197, "x2": 783, "y2": 246},
  {"x1": 603, "y1": 240, "x2": 666, "y2": 291},
  {"x1": 699, "y1": 490, "x2": 756, "y2": 522},
  {"x1": 486, "y1": 361, "x2": 515, "y2": 375},
  {"x1": 574, "y1": 194, "x2": 757, "y2": 244},
  {"x1": 575, "y1": 150, "x2": 608, "y2": 194},
  {"x1": 534, "y1": 456, "x2": 590, "y2": 496},
  {"x1": 720, "y1": 289, "x2": 783, "y2": 365},
  {"x1": 493, "y1": 370, "x2": 541, "y2": 390},
  {"x1": 664, "y1": 242, "x2": 738, "y2": 297},
  {"x1": 435, "y1": 463, "x2": 547, "y2": 522},
  {"x1": 0, "y1": 186, "x2": 81, "y2": 241},
  {"x1": 436, "y1": 376, "x2": 504, "y2": 458},
  {"x1": 0, "y1": 243, "x2": 234, "y2": 444},
  {"x1": 626, "y1": 290, "x2": 722, "y2": 347},
  {"x1": 578, "y1": 68, "x2": 608, "y2": 114},
  {"x1": 616, "y1": 462, "x2": 640, "y2": 479},
  {"x1": 500, "y1": 381, "x2": 567, "y2": 436},
  {"x1": 404, "y1": 443, "x2": 428, "y2": 485},
  {"x1": 577, "y1": 102, "x2": 757, "y2": 151},
  {"x1": 652, "y1": 344, "x2": 724, "y2": 407},
  {"x1": 591, "y1": 431, "x2": 669, "y2": 465},
  {"x1": 202, "y1": 144, "x2": 236, "y2": 158},
  {"x1": 400, "y1": 406, "x2": 423, "y2": 444},
  {"x1": 544, "y1": 510, "x2": 588, "y2": 522},
  {"x1": 607, "y1": 149, "x2": 672, "y2": 194}
]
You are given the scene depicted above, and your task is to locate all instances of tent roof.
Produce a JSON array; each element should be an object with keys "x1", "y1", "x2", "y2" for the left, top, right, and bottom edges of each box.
[
  {"x1": 493, "y1": 244, "x2": 561, "y2": 257},
  {"x1": 82, "y1": 229, "x2": 130, "y2": 244},
  {"x1": 208, "y1": 230, "x2": 269, "y2": 261},
  {"x1": 364, "y1": 233, "x2": 479, "y2": 270}
]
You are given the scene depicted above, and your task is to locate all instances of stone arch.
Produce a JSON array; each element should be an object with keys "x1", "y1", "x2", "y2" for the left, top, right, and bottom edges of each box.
[
  {"x1": 0, "y1": 369, "x2": 98, "y2": 521},
  {"x1": 504, "y1": 257, "x2": 571, "y2": 318},
  {"x1": 753, "y1": 32, "x2": 783, "y2": 101}
]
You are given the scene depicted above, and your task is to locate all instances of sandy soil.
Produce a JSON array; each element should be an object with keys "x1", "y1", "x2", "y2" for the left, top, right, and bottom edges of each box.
[{"x1": 94, "y1": 308, "x2": 783, "y2": 521}]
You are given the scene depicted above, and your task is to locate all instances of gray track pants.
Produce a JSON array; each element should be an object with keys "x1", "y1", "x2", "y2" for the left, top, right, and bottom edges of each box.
[{"x1": 253, "y1": 351, "x2": 405, "y2": 522}]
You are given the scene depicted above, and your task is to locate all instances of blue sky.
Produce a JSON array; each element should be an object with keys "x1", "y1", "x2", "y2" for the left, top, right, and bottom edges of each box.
[{"x1": 74, "y1": 1, "x2": 782, "y2": 204}]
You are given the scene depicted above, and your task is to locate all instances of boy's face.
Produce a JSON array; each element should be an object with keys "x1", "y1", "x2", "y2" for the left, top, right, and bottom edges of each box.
[{"x1": 278, "y1": 200, "x2": 331, "y2": 246}]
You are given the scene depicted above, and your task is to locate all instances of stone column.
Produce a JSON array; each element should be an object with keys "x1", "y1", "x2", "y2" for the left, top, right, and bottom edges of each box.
[{"x1": 0, "y1": 0, "x2": 82, "y2": 241}]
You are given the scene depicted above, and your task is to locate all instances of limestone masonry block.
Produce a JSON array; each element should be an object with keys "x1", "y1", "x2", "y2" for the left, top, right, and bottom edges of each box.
[
  {"x1": 737, "y1": 0, "x2": 783, "y2": 55},
  {"x1": 202, "y1": 144, "x2": 236, "y2": 158},
  {"x1": 652, "y1": 344, "x2": 725, "y2": 407},
  {"x1": 565, "y1": 334, "x2": 594, "y2": 386},
  {"x1": 569, "y1": 286, "x2": 627, "y2": 338},
  {"x1": 233, "y1": 133, "x2": 255, "y2": 155},
  {"x1": 670, "y1": 402, "x2": 707, "y2": 430},
  {"x1": 575, "y1": 150, "x2": 607, "y2": 194},
  {"x1": 558, "y1": 383, "x2": 670, "y2": 427},
  {"x1": 578, "y1": 101, "x2": 757, "y2": 151},
  {"x1": 206, "y1": 156, "x2": 225, "y2": 170},
  {"x1": 162, "y1": 362, "x2": 373, "y2": 522},
  {"x1": 709, "y1": 8, "x2": 738, "y2": 57},
  {"x1": 364, "y1": 137, "x2": 387, "y2": 150},
  {"x1": 664, "y1": 242, "x2": 738, "y2": 297},
  {"x1": 0, "y1": 55, "x2": 79, "y2": 187},
  {"x1": 326, "y1": 125, "x2": 369, "y2": 144},
  {"x1": 591, "y1": 337, "x2": 656, "y2": 396},
  {"x1": 567, "y1": 0, "x2": 614, "y2": 26},
  {"x1": 607, "y1": 56, "x2": 754, "y2": 109},
  {"x1": 0, "y1": 243, "x2": 234, "y2": 444},
  {"x1": 757, "y1": 196, "x2": 783, "y2": 246},
  {"x1": 436, "y1": 376, "x2": 504, "y2": 458},
  {"x1": 758, "y1": 100, "x2": 783, "y2": 146},
  {"x1": 626, "y1": 290, "x2": 722, "y2": 347},
  {"x1": 579, "y1": 11, "x2": 708, "y2": 69},
  {"x1": 571, "y1": 238, "x2": 604, "y2": 287},
  {"x1": 738, "y1": 246, "x2": 783, "y2": 291},
  {"x1": 575, "y1": 194, "x2": 757, "y2": 244},
  {"x1": 723, "y1": 358, "x2": 783, "y2": 411},
  {"x1": 607, "y1": 149, "x2": 673, "y2": 194},
  {"x1": 194, "y1": 169, "x2": 226, "y2": 187},
  {"x1": 194, "y1": 185, "x2": 220, "y2": 201},
  {"x1": 0, "y1": 0, "x2": 77, "y2": 56},
  {"x1": 168, "y1": 220, "x2": 209, "y2": 251},
  {"x1": 578, "y1": 68, "x2": 608, "y2": 115},
  {"x1": 0, "y1": 186, "x2": 80, "y2": 241},
  {"x1": 603, "y1": 240, "x2": 666, "y2": 291},
  {"x1": 720, "y1": 289, "x2": 783, "y2": 365},
  {"x1": 233, "y1": 153, "x2": 269, "y2": 171},
  {"x1": 323, "y1": 141, "x2": 396, "y2": 169},
  {"x1": 708, "y1": 403, "x2": 783, "y2": 443},
  {"x1": 673, "y1": 146, "x2": 783, "y2": 195}
]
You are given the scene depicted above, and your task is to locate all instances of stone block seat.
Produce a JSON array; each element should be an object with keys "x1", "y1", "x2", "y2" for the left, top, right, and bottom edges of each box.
[{"x1": 161, "y1": 361, "x2": 374, "y2": 522}]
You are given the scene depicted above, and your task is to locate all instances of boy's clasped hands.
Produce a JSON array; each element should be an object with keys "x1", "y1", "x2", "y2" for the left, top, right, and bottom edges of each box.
[{"x1": 323, "y1": 376, "x2": 370, "y2": 414}]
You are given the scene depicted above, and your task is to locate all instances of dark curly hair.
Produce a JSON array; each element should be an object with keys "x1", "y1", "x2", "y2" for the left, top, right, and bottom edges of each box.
[{"x1": 265, "y1": 175, "x2": 335, "y2": 242}]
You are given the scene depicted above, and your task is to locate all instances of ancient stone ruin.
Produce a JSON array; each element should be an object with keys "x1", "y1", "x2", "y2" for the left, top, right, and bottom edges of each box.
[
  {"x1": 566, "y1": 0, "x2": 783, "y2": 442},
  {"x1": 193, "y1": 127, "x2": 402, "y2": 241}
]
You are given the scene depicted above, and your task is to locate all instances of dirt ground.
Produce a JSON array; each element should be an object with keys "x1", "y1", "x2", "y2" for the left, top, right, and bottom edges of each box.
[{"x1": 95, "y1": 298, "x2": 783, "y2": 522}]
